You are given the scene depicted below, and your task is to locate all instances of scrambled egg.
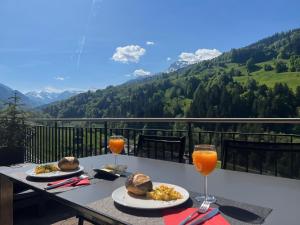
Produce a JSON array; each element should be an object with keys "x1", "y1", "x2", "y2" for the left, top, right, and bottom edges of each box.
[
  {"x1": 35, "y1": 164, "x2": 59, "y2": 174},
  {"x1": 147, "y1": 185, "x2": 182, "y2": 201}
]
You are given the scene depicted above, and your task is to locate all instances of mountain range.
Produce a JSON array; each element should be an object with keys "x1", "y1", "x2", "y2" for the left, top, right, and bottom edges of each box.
[
  {"x1": 25, "y1": 90, "x2": 82, "y2": 106},
  {"x1": 0, "y1": 83, "x2": 81, "y2": 108}
]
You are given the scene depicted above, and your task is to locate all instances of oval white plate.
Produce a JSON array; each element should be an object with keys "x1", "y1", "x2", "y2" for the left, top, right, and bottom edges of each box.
[
  {"x1": 112, "y1": 182, "x2": 189, "y2": 209},
  {"x1": 25, "y1": 165, "x2": 84, "y2": 178}
]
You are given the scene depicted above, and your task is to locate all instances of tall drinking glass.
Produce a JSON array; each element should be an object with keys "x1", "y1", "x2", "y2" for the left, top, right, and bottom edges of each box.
[
  {"x1": 192, "y1": 144, "x2": 217, "y2": 203},
  {"x1": 109, "y1": 135, "x2": 125, "y2": 166}
]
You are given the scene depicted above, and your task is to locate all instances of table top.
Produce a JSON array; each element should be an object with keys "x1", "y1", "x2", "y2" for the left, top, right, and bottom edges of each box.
[{"x1": 1, "y1": 154, "x2": 300, "y2": 225}]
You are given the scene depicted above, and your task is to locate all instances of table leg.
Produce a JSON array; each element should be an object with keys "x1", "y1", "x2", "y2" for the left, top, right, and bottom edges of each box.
[{"x1": 0, "y1": 175, "x2": 13, "y2": 225}]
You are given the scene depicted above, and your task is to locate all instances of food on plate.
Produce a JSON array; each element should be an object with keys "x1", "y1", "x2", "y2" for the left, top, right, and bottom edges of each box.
[
  {"x1": 34, "y1": 164, "x2": 59, "y2": 174},
  {"x1": 58, "y1": 156, "x2": 79, "y2": 171},
  {"x1": 147, "y1": 184, "x2": 183, "y2": 201},
  {"x1": 104, "y1": 164, "x2": 127, "y2": 173},
  {"x1": 125, "y1": 172, "x2": 182, "y2": 201},
  {"x1": 125, "y1": 172, "x2": 153, "y2": 196}
]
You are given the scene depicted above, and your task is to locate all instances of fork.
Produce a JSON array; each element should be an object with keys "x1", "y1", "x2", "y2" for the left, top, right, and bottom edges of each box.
[{"x1": 178, "y1": 201, "x2": 210, "y2": 225}]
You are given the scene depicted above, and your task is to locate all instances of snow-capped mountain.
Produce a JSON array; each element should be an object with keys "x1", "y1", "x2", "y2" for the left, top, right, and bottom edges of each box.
[
  {"x1": 167, "y1": 48, "x2": 222, "y2": 73},
  {"x1": 167, "y1": 61, "x2": 190, "y2": 73},
  {"x1": 25, "y1": 90, "x2": 82, "y2": 106}
]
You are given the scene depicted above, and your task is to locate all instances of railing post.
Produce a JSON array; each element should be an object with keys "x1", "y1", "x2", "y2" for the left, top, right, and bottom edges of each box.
[
  {"x1": 24, "y1": 128, "x2": 28, "y2": 162},
  {"x1": 55, "y1": 121, "x2": 58, "y2": 161},
  {"x1": 188, "y1": 122, "x2": 193, "y2": 164},
  {"x1": 34, "y1": 126, "x2": 37, "y2": 163},
  {"x1": 104, "y1": 121, "x2": 108, "y2": 154},
  {"x1": 220, "y1": 132, "x2": 224, "y2": 164},
  {"x1": 133, "y1": 129, "x2": 137, "y2": 156}
]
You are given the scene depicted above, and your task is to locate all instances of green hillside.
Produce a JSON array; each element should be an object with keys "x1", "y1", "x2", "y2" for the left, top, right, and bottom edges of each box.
[
  {"x1": 235, "y1": 72, "x2": 300, "y2": 92},
  {"x1": 43, "y1": 28, "x2": 300, "y2": 119}
]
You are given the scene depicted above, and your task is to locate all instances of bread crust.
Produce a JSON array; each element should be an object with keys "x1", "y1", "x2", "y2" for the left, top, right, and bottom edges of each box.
[
  {"x1": 58, "y1": 157, "x2": 79, "y2": 171},
  {"x1": 125, "y1": 173, "x2": 153, "y2": 196}
]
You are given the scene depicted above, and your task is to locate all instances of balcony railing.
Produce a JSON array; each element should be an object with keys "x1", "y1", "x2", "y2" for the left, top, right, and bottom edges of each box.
[{"x1": 24, "y1": 118, "x2": 300, "y2": 166}]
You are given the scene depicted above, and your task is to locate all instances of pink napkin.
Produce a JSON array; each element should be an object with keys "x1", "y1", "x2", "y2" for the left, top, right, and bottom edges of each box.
[
  {"x1": 47, "y1": 177, "x2": 90, "y2": 188},
  {"x1": 163, "y1": 208, "x2": 230, "y2": 225}
]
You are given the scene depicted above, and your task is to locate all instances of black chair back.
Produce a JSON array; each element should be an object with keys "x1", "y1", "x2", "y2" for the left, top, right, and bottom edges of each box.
[
  {"x1": 221, "y1": 140, "x2": 300, "y2": 179},
  {"x1": 136, "y1": 135, "x2": 186, "y2": 163}
]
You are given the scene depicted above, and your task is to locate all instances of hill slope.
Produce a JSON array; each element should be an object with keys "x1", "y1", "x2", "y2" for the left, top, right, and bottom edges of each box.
[
  {"x1": 43, "y1": 28, "x2": 300, "y2": 118},
  {"x1": 0, "y1": 83, "x2": 36, "y2": 108}
]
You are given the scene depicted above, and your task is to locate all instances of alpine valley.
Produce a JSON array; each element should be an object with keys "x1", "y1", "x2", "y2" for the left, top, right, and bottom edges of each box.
[{"x1": 42, "y1": 29, "x2": 300, "y2": 119}]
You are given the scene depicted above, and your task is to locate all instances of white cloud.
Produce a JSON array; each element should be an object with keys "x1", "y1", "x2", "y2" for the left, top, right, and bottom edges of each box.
[
  {"x1": 133, "y1": 69, "x2": 151, "y2": 77},
  {"x1": 146, "y1": 41, "x2": 155, "y2": 45},
  {"x1": 112, "y1": 45, "x2": 146, "y2": 63},
  {"x1": 166, "y1": 57, "x2": 172, "y2": 61},
  {"x1": 178, "y1": 48, "x2": 222, "y2": 64},
  {"x1": 54, "y1": 76, "x2": 65, "y2": 81}
]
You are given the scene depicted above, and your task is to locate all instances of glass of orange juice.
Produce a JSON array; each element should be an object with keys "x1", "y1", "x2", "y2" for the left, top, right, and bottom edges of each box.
[
  {"x1": 192, "y1": 144, "x2": 217, "y2": 203},
  {"x1": 109, "y1": 135, "x2": 125, "y2": 166}
]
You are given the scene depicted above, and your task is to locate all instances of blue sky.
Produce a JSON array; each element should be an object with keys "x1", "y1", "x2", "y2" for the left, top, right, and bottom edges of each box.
[{"x1": 0, "y1": 0, "x2": 300, "y2": 93}]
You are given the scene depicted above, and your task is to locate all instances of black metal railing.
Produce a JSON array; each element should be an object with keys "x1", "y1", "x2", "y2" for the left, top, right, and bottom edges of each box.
[
  {"x1": 221, "y1": 140, "x2": 300, "y2": 179},
  {"x1": 24, "y1": 118, "x2": 300, "y2": 165}
]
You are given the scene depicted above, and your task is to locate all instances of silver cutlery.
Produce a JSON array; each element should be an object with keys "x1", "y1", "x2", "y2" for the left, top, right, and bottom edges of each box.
[
  {"x1": 189, "y1": 208, "x2": 219, "y2": 225},
  {"x1": 178, "y1": 200, "x2": 210, "y2": 225},
  {"x1": 45, "y1": 174, "x2": 88, "y2": 190}
]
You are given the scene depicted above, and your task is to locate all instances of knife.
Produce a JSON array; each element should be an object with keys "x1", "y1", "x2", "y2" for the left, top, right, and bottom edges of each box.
[{"x1": 189, "y1": 208, "x2": 219, "y2": 225}]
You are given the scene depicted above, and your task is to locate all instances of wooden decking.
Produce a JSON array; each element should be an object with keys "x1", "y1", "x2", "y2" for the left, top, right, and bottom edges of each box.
[{"x1": 14, "y1": 200, "x2": 93, "y2": 225}]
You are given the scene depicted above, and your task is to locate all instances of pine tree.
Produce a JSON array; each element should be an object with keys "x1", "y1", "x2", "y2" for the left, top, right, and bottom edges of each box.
[{"x1": 0, "y1": 92, "x2": 27, "y2": 149}]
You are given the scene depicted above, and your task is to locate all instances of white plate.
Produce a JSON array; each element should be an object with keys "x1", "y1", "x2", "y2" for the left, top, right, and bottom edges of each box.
[
  {"x1": 25, "y1": 165, "x2": 84, "y2": 178},
  {"x1": 112, "y1": 182, "x2": 189, "y2": 209}
]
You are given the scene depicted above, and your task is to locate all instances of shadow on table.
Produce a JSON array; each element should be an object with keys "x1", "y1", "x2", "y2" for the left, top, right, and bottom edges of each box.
[
  {"x1": 188, "y1": 194, "x2": 264, "y2": 224},
  {"x1": 94, "y1": 172, "x2": 119, "y2": 181},
  {"x1": 188, "y1": 191, "x2": 268, "y2": 224},
  {"x1": 113, "y1": 197, "x2": 195, "y2": 218},
  {"x1": 217, "y1": 205, "x2": 263, "y2": 224},
  {"x1": 25, "y1": 171, "x2": 86, "y2": 182},
  {"x1": 114, "y1": 202, "x2": 161, "y2": 218}
]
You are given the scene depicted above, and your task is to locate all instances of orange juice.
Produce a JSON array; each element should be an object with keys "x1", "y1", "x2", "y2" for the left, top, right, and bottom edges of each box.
[
  {"x1": 192, "y1": 150, "x2": 217, "y2": 176},
  {"x1": 109, "y1": 138, "x2": 125, "y2": 154}
]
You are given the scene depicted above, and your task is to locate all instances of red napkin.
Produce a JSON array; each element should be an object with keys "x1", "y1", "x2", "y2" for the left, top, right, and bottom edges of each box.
[
  {"x1": 163, "y1": 208, "x2": 230, "y2": 225},
  {"x1": 47, "y1": 177, "x2": 90, "y2": 188}
]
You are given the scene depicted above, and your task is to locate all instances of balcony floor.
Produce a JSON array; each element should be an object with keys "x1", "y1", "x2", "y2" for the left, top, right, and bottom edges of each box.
[{"x1": 14, "y1": 200, "x2": 93, "y2": 225}]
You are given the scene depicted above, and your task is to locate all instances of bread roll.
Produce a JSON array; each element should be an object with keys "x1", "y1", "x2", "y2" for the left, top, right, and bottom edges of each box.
[
  {"x1": 125, "y1": 173, "x2": 153, "y2": 196},
  {"x1": 58, "y1": 157, "x2": 79, "y2": 171}
]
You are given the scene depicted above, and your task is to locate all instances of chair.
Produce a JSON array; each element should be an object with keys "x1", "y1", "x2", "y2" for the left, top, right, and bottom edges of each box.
[
  {"x1": 136, "y1": 134, "x2": 186, "y2": 163},
  {"x1": 221, "y1": 139, "x2": 300, "y2": 179},
  {"x1": 14, "y1": 189, "x2": 45, "y2": 216}
]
